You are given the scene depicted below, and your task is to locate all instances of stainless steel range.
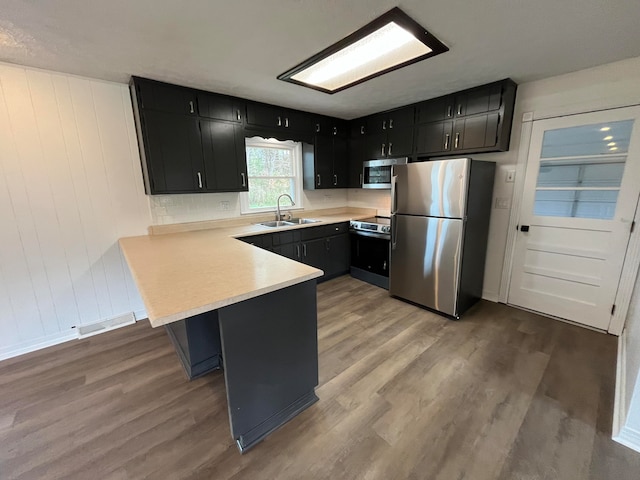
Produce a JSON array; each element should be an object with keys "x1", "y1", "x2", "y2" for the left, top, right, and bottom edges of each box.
[{"x1": 349, "y1": 217, "x2": 391, "y2": 289}]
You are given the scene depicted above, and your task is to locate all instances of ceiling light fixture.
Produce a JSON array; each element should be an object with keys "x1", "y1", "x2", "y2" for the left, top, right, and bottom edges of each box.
[
  {"x1": 607, "y1": 142, "x2": 616, "y2": 146},
  {"x1": 604, "y1": 135, "x2": 613, "y2": 141},
  {"x1": 610, "y1": 146, "x2": 619, "y2": 151},
  {"x1": 277, "y1": 7, "x2": 448, "y2": 94},
  {"x1": 600, "y1": 126, "x2": 611, "y2": 132}
]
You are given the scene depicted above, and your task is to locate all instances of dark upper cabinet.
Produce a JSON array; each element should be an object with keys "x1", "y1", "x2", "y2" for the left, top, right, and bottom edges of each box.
[
  {"x1": 245, "y1": 102, "x2": 314, "y2": 132},
  {"x1": 365, "y1": 106, "x2": 415, "y2": 158},
  {"x1": 200, "y1": 119, "x2": 248, "y2": 192},
  {"x1": 197, "y1": 92, "x2": 244, "y2": 123},
  {"x1": 453, "y1": 83, "x2": 503, "y2": 117},
  {"x1": 413, "y1": 79, "x2": 517, "y2": 158},
  {"x1": 131, "y1": 76, "x2": 249, "y2": 195},
  {"x1": 415, "y1": 95, "x2": 454, "y2": 124},
  {"x1": 347, "y1": 119, "x2": 367, "y2": 188},
  {"x1": 134, "y1": 77, "x2": 197, "y2": 116},
  {"x1": 141, "y1": 110, "x2": 204, "y2": 193},
  {"x1": 303, "y1": 119, "x2": 349, "y2": 189}
]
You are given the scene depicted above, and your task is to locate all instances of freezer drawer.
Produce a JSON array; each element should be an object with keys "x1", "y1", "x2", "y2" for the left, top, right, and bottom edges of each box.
[{"x1": 389, "y1": 215, "x2": 464, "y2": 316}]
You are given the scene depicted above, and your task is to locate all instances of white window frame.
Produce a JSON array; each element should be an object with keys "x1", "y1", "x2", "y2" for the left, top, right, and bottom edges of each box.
[{"x1": 240, "y1": 137, "x2": 305, "y2": 215}]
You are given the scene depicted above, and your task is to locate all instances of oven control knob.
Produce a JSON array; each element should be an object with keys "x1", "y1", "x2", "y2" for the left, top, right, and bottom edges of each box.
[{"x1": 382, "y1": 226, "x2": 391, "y2": 233}]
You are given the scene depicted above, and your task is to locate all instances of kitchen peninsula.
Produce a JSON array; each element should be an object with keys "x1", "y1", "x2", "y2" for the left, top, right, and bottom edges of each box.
[{"x1": 119, "y1": 208, "x2": 373, "y2": 452}]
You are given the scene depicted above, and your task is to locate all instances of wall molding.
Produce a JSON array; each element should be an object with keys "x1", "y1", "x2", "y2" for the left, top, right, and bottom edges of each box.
[
  {"x1": 614, "y1": 333, "x2": 627, "y2": 438},
  {"x1": 0, "y1": 330, "x2": 78, "y2": 362}
]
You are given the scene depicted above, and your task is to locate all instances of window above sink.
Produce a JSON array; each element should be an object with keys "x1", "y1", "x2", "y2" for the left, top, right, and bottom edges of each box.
[{"x1": 240, "y1": 137, "x2": 304, "y2": 215}]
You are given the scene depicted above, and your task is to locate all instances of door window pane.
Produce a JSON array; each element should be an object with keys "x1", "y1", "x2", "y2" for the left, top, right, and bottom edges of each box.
[
  {"x1": 537, "y1": 159, "x2": 625, "y2": 188},
  {"x1": 533, "y1": 118, "x2": 634, "y2": 220},
  {"x1": 540, "y1": 120, "x2": 633, "y2": 158},
  {"x1": 534, "y1": 190, "x2": 620, "y2": 219}
]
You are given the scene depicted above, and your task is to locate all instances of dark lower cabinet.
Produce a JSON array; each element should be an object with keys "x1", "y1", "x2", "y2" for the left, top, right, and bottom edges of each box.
[
  {"x1": 201, "y1": 119, "x2": 248, "y2": 191},
  {"x1": 164, "y1": 310, "x2": 222, "y2": 379},
  {"x1": 239, "y1": 223, "x2": 350, "y2": 281},
  {"x1": 325, "y1": 234, "x2": 350, "y2": 277},
  {"x1": 142, "y1": 110, "x2": 204, "y2": 193}
]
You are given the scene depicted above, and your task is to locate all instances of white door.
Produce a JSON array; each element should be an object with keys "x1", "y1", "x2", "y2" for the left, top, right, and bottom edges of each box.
[{"x1": 508, "y1": 107, "x2": 640, "y2": 330}]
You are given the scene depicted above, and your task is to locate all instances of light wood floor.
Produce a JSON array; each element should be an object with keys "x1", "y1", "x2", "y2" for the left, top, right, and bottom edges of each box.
[{"x1": 1, "y1": 276, "x2": 639, "y2": 479}]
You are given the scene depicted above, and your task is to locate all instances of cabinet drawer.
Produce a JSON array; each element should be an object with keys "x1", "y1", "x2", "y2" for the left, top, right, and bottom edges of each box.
[
  {"x1": 273, "y1": 230, "x2": 301, "y2": 246},
  {"x1": 326, "y1": 222, "x2": 349, "y2": 235}
]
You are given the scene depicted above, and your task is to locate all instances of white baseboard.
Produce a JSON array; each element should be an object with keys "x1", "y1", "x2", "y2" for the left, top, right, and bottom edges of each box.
[
  {"x1": 0, "y1": 330, "x2": 78, "y2": 362},
  {"x1": 0, "y1": 309, "x2": 147, "y2": 362},
  {"x1": 613, "y1": 329, "x2": 640, "y2": 453},
  {"x1": 614, "y1": 425, "x2": 640, "y2": 453},
  {"x1": 614, "y1": 333, "x2": 627, "y2": 438},
  {"x1": 76, "y1": 312, "x2": 136, "y2": 339}
]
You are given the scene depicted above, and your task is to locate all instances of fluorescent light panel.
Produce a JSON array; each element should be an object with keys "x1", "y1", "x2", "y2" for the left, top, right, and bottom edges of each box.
[{"x1": 278, "y1": 8, "x2": 448, "y2": 94}]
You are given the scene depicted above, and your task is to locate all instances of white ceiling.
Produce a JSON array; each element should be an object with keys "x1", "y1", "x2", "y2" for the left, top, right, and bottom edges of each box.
[{"x1": 1, "y1": 0, "x2": 639, "y2": 119}]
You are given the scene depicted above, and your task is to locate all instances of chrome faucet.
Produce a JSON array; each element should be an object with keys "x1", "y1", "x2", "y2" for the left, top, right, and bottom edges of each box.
[{"x1": 276, "y1": 193, "x2": 295, "y2": 221}]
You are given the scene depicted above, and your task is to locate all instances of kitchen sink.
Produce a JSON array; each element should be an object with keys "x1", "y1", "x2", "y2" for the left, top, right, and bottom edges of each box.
[
  {"x1": 258, "y1": 220, "x2": 296, "y2": 228},
  {"x1": 287, "y1": 218, "x2": 320, "y2": 224},
  {"x1": 257, "y1": 218, "x2": 320, "y2": 228}
]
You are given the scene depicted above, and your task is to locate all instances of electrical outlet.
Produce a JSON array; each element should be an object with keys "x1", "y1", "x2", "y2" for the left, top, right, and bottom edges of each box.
[
  {"x1": 219, "y1": 201, "x2": 230, "y2": 211},
  {"x1": 506, "y1": 170, "x2": 516, "y2": 183},
  {"x1": 495, "y1": 197, "x2": 510, "y2": 209}
]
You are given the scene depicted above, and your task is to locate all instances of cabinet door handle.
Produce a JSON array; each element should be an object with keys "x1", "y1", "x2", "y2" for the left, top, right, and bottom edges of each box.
[
  {"x1": 316, "y1": 123, "x2": 320, "y2": 133},
  {"x1": 236, "y1": 109, "x2": 241, "y2": 121},
  {"x1": 457, "y1": 104, "x2": 463, "y2": 115},
  {"x1": 381, "y1": 143, "x2": 386, "y2": 156},
  {"x1": 389, "y1": 119, "x2": 393, "y2": 129},
  {"x1": 317, "y1": 174, "x2": 321, "y2": 186},
  {"x1": 189, "y1": 101, "x2": 195, "y2": 114},
  {"x1": 296, "y1": 244, "x2": 301, "y2": 259},
  {"x1": 360, "y1": 173, "x2": 363, "y2": 186},
  {"x1": 447, "y1": 105, "x2": 452, "y2": 118},
  {"x1": 388, "y1": 143, "x2": 393, "y2": 156},
  {"x1": 285, "y1": 117, "x2": 289, "y2": 128},
  {"x1": 382, "y1": 120, "x2": 386, "y2": 130},
  {"x1": 454, "y1": 132, "x2": 460, "y2": 149},
  {"x1": 360, "y1": 125, "x2": 365, "y2": 135},
  {"x1": 241, "y1": 172, "x2": 246, "y2": 187},
  {"x1": 197, "y1": 171, "x2": 203, "y2": 188},
  {"x1": 333, "y1": 126, "x2": 337, "y2": 136},
  {"x1": 444, "y1": 133, "x2": 450, "y2": 150},
  {"x1": 303, "y1": 244, "x2": 307, "y2": 257},
  {"x1": 334, "y1": 174, "x2": 338, "y2": 186},
  {"x1": 277, "y1": 116, "x2": 282, "y2": 127}
]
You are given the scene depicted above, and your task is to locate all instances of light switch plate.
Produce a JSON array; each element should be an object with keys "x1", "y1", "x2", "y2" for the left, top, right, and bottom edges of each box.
[
  {"x1": 495, "y1": 197, "x2": 510, "y2": 209},
  {"x1": 506, "y1": 170, "x2": 516, "y2": 183}
]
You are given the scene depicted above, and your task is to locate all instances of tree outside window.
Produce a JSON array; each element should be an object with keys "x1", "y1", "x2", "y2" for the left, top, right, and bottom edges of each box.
[{"x1": 240, "y1": 138, "x2": 303, "y2": 214}]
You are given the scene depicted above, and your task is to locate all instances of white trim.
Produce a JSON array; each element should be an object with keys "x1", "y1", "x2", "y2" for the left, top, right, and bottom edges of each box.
[
  {"x1": 609, "y1": 196, "x2": 640, "y2": 335},
  {"x1": 614, "y1": 426, "x2": 640, "y2": 453},
  {"x1": 499, "y1": 115, "x2": 533, "y2": 303},
  {"x1": 614, "y1": 333, "x2": 627, "y2": 438},
  {"x1": 500, "y1": 107, "x2": 640, "y2": 336},
  {"x1": 0, "y1": 330, "x2": 77, "y2": 361},
  {"x1": 76, "y1": 312, "x2": 136, "y2": 339},
  {"x1": 482, "y1": 290, "x2": 499, "y2": 303},
  {"x1": 134, "y1": 309, "x2": 148, "y2": 321},
  {"x1": 240, "y1": 137, "x2": 304, "y2": 215}
]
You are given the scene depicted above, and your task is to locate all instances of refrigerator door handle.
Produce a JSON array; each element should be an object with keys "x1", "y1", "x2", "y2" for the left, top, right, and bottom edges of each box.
[
  {"x1": 391, "y1": 214, "x2": 397, "y2": 250},
  {"x1": 391, "y1": 174, "x2": 398, "y2": 214}
]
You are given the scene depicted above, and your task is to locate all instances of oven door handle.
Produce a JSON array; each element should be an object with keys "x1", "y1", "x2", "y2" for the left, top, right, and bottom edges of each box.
[{"x1": 349, "y1": 230, "x2": 390, "y2": 241}]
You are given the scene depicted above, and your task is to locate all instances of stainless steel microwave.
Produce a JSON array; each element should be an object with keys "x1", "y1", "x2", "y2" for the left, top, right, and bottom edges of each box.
[{"x1": 362, "y1": 158, "x2": 408, "y2": 189}]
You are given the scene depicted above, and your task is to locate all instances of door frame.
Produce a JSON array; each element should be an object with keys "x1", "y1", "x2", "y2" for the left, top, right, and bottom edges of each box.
[{"x1": 499, "y1": 106, "x2": 640, "y2": 335}]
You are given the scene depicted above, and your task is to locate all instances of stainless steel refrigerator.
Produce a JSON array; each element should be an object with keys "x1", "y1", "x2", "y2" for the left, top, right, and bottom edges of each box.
[{"x1": 389, "y1": 158, "x2": 495, "y2": 318}]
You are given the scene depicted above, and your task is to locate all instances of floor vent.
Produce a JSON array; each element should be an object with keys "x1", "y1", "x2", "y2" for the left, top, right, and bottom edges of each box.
[{"x1": 76, "y1": 312, "x2": 136, "y2": 339}]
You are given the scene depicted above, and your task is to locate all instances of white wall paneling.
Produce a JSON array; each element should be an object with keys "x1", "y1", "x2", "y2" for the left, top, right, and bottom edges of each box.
[{"x1": 0, "y1": 62, "x2": 150, "y2": 360}]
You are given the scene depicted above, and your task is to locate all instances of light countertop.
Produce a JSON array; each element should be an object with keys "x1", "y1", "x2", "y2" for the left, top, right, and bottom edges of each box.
[{"x1": 119, "y1": 208, "x2": 374, "y2": 327}]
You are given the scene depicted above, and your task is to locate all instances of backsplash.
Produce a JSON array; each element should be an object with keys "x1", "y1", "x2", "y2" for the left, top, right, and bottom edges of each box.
[
  {"x1": 347, "y1": 189, "x2": 391, "y2": 217},
  {"x1": 150, "y1": 190, "x2": 349, "y2": 225}
]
